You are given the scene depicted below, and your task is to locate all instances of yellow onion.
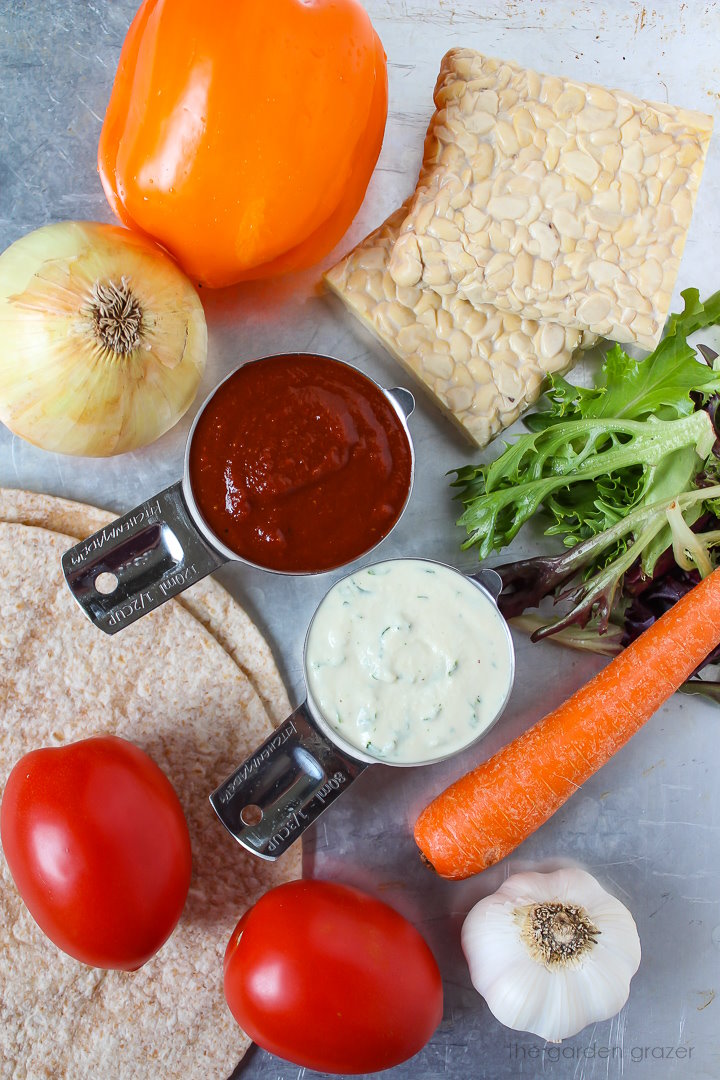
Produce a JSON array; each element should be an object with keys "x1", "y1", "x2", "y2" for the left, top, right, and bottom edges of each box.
[{"x1": 0, "y1": 221, "x2": 207, "y2": 456}]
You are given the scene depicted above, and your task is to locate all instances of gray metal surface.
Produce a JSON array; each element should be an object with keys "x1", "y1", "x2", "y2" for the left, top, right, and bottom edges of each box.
[{"x1": 1, "y1": 2, "x2": 720, "y2": 1078}]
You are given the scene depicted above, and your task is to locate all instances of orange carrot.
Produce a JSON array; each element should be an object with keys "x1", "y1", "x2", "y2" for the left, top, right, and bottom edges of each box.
[{"x1": 415, "y1": 567, "x2": 720, "y2": 880}]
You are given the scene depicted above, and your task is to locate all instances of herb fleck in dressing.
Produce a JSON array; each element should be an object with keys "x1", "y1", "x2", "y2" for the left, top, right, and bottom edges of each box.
[{"x1": 305, "y1": 560, "x2": 513, "y2": 764}]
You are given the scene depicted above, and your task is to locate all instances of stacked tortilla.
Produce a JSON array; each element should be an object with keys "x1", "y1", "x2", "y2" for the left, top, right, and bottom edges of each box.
[{"x1": 0, "y1": 489, "x2": 301, "y2": 1079}]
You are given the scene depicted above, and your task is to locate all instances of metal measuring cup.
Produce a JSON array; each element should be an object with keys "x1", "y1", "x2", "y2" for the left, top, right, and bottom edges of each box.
[
  {"x1": 210, "y1": 560, "x2": 515, "y2": 861},
  {"x1": 61, "y1": 354, "x2": 416, "y2": 634}
]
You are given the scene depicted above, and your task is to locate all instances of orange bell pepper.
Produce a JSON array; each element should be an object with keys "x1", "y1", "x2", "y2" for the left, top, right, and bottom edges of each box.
[{"x1": 98, "y1": 0, "x2": 388, "y2": 288}]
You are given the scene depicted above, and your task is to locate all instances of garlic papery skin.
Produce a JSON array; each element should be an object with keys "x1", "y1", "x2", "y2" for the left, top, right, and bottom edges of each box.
[
  {"x1": 0, "y1": 221, "x2": 207, "y2": 456},
  {"x1": 461, "y1": 868, "x2": 641, "y2": 1043}
]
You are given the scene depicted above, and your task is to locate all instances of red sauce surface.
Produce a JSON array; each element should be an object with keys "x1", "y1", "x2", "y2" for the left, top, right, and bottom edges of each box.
[{"x1": 188, "y1": 355, "x2": 413, "y2": 572}]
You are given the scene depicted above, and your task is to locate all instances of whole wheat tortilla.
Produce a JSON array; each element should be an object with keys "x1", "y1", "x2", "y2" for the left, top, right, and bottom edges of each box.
[
  {"x1": 0, "y1": 488, "x2": 290, "y2": 724},
  {"x1": 0, "y1": 519, "x2": 300, "y2": 1079}
]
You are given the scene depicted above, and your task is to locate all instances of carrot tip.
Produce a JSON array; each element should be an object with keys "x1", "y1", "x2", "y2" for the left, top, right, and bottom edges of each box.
[{"x1": 418, "y1": 849, "x2": 436, "y2": 873}]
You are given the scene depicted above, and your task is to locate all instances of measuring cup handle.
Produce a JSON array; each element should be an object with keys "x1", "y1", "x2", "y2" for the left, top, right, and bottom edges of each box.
[
  {"x1": 469, "y1": 567, "x2": 503, "y2": 601},
  {"x1": 210, "y1": 701, "x2": 368, "y2": 861},
  {"x1": 61, "y1": 482, "x2": 227, "y2": 635},
  {"x1": 388, "y1": 386, "x2": 415, "y2": 419}
]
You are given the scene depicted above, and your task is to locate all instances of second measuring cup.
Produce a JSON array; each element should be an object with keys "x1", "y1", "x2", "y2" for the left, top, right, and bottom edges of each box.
[{"x1": 210, "y1": 558, "x2": 516, "y2": 860}]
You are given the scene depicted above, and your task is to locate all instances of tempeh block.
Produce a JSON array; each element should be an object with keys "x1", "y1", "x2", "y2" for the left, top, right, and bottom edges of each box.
[
  {"x1": 388, "y1": 50, "x2": 713, "y2": 351},
  {"x1": 325, "y1": 205, "x2": 589, "y2": 448}
]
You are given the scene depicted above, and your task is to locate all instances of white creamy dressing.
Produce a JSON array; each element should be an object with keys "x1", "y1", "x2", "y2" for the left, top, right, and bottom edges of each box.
[{"x1": 305, "y1": 559, "x2": 513, "y2": 764}]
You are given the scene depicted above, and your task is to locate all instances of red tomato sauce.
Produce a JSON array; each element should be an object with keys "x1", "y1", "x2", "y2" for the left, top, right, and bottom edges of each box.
[{"x1": 188, "y1": 354, "x2": 413, "y2": 572}]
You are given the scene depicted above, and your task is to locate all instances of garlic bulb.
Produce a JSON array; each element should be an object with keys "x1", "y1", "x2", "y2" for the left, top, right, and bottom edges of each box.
[
  {"x1": 0, "y1": 221, "x2": 206, "y2": 456},
  {"x1": 461, "y1": 868, "x2": 641, "y2": 1042}
]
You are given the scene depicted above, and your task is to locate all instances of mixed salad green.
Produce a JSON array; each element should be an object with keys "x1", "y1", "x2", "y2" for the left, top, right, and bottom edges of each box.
[{"x1": 453, "y1": 288, "x2": 720, "y2": 700}]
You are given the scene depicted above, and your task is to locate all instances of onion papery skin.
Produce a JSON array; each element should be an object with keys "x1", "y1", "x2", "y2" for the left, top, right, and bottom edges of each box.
[{"x1": 0, "y1": 221, "x2": 207, "y2": 457}]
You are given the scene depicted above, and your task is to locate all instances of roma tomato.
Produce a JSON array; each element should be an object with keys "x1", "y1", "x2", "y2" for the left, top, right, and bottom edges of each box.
[
  {"x1": 98, "y1": 0, "x2": 388, "y2": 287},
  {"x1": 223, "y1": 880, "x2": 443, "y2": 1074},
  {"x1": 0, "y1": 736, "x2": 192, "y2": 970}
]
